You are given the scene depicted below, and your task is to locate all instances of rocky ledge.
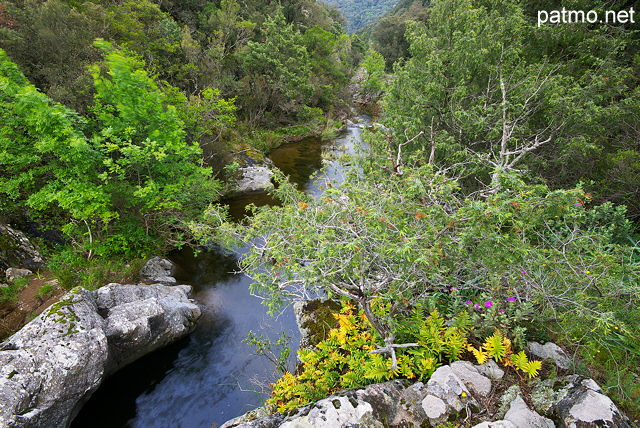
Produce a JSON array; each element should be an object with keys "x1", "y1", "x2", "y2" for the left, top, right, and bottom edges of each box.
[
  {"x1": 222, "y1": 359, "x2": 633, "y2": 428},
  {"x1": 0, "y1": 282, "x2": 201, "y2": 428}
]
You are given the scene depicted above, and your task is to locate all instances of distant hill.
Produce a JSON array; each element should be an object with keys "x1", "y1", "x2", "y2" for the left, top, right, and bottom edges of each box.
[{"x1": 324, "y1": 0, "x2": 400, "y2": 33}]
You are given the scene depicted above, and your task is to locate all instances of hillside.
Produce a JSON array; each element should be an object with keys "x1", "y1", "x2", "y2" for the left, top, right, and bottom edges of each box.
[{"x1": 324, "y1": 0, "x2": 400, "y2": 33}]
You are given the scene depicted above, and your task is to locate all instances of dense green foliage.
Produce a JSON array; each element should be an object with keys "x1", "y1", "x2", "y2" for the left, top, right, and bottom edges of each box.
[
  {"x1": 383, "y1": 0, "x2": 640, "y2": 217},
  {"x1": 0, "y1": 0, "x2": 359, "y2": 260},
  {"x1": 0, "y1": 0, "x2": 359, "y2": 127},
  {"x1": 0, "y1": 44, "x2": 221, "y2": 256},
  {"x1": 269, "y1": 303, "x2": 541, "y2": 413},
  {"x1": 324, "y1": 0, "x2": 400, "y2": 33}
]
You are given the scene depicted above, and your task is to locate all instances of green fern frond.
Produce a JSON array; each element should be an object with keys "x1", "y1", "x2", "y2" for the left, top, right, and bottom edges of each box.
[{"x1": 484, "y1": 331, "x2": 508, "y2": 362}]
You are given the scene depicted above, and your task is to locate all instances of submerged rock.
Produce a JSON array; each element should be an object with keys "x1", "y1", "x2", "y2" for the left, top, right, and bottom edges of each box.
[{"x1": 0, "y1": 283, "x2": 201, "y2": 428}]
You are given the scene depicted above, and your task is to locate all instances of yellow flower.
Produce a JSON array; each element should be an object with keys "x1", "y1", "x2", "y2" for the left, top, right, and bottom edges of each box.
[
  {"x1": 585, "y1": 270, "x2": 591, "y2": 274},
  {"x1": 461, "y1": 392, "x2": 467, "y2": 397}
]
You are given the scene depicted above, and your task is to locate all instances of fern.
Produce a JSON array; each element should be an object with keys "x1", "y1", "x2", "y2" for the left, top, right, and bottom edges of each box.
[
  {"x1": 364, "y1": 353, "x2": 392, "y2": 382},
  {"x1": 483, "y1": 331, "x2": 508, "y2": 362},
  {"x1": 468, "y1": 344, "x2": 489, "y2": 365},
  {"x1": 509, "y1": 350, "x2": 542, "y2": 378}
]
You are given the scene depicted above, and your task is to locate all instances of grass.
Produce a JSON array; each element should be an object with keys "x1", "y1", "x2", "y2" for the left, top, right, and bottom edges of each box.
[
  {"x1": 0, "y1": 276, "x2": 30, "y2": 305},
  {"x1": 47, "y1": 247, "x2": 147, "y2": 291}
]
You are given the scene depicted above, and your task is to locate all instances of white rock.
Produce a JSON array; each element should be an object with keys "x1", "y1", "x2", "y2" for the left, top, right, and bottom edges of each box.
[
  {"x1": 235, "y1": 165, "x2": 274, "y2": 193},
  {"x1": 450, "y1": 360, "x2": 492, "y2": 396},
  {"x1": 504, "y1": 396, "x2": 554, "y2": 428},
  {"x1": 472, "y1": 421, "x2": 517, "y2": 428},
  {"x1": 527, "y1": 341, "x2": 571, "y2": 370},
  {"x1": 427, "y1": 365, "x2": 473, "y2": 411},
  {"x1": 422, "y1": 395, "x2": 447, "y2": 418},
  {"x1": 5, "y1": 267, "x2": 32, "y2": 283},
  {"x1": 476, "y1": 360, "x2": 505, "y2": 380}
]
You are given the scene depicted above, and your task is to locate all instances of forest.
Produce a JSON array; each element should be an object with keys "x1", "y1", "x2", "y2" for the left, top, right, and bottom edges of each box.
[
  {"x1": 324, "y1": 0, "x2": 400, "y2": 33},
  {"x1": 1, "y1": 0, "x2": 640, "y2": 422}
]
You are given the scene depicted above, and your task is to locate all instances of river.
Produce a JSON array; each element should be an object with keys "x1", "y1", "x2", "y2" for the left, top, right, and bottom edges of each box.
[{"x1": 71, "y1": 119, "x2": 367, "y2": 428}]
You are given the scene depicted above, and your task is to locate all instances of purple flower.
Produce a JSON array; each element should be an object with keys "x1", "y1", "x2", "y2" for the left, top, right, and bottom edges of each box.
[
  {"x1": 573, "y1": 203, "x2": 582, "y2": 207},
  {"x1": 474, "y1": 304, "x2": 480, "y2": 309},
  {"x1": 520, "y1": 269, "x2": 527, "y2": 275},
  {"x1": 506, "y1": 297, "x2": 517, "y2": 302},
  {"x1": 484, "y1": 301, "x2": 493, "y2": 308},
  {"x1": 450, "y1": 286, "x2": 459, "y2": 291},
  {"x1": 499, "y1": 309, "x2": 505, "y2": 313},
  {"x1": 466, "y1": 300, "x2": 473, "y2": 305}
]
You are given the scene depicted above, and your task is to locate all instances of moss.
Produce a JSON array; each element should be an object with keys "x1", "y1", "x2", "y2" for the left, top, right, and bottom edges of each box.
[
  {"x1": 45, "y1": 287, "x2": 83, "y2": 336},
  {"x1": 298, "y1": 299, "x2": 342, "y2": 349}
]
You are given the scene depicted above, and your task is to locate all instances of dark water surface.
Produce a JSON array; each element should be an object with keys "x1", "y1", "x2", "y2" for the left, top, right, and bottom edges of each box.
[{"x1": 71, "y1": 120, "x2": 367, "y2": 428}]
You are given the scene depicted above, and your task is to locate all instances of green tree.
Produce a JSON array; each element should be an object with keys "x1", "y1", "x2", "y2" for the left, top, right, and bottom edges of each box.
[
  {"x1": 0, "y1": 45, "x2": 222, "y2": 255},
  {"x1": 0, "y1": 48, "x2": 110, "y2": 225},
  {"x1": 239, "y1": 8, "x2": 312, "y2": 124},
  {"x1": 87, "y1": 40, "x2": 222, "y2": 252},
  {"x1": 361, "y1": 47, "x2": 385, "y2": 96}
]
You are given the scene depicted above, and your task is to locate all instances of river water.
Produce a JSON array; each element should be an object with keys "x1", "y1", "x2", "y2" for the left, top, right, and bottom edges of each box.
[{"x1": 71, "y1": 120, "x2": 366, "y2": 428}]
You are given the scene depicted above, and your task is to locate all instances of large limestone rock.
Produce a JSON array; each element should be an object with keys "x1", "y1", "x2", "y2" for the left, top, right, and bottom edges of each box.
[
  {"x1": 95, "y1": 283, "x2": 201, "y2": 374},
  {"x1": 222, "y1": 369, "x2": 635, "y2": 428},
  {"x1": 0, "y1": 283, "x2": 201, "y2": 428},
  {"x1": 139, "y1": 256, "x2": 177, "y2": 286},
  {"x1": 0, "y1": 224, "x2": 45, "y2": 273},
  {"x1": 554, "y1": 375, "x2": 634, "y2": 428}
]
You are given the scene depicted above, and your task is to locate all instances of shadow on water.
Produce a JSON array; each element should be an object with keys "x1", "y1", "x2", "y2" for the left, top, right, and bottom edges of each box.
[{"x1": 71, "y1": 119, "x2": 368, "y2": 428}]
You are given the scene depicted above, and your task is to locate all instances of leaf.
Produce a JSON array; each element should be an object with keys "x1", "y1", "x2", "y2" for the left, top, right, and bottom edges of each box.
[{"x1": 483, "y1": 331, "x2": 508, "y2": 362}]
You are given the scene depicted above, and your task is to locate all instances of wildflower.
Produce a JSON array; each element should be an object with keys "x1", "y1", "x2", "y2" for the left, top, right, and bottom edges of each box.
[
  {"x1": 520, "y1": 269, "x2": 527, "y2": 275},
  {"x1": 506, "y1": 297, "x2": 517, "y2": 302},
  {"x1": 475, "y1": 304, "x2": 480, "y2": 309},
  {"x1": 461, "y1": 391, "x2": 467, "y2": 397},
  {"x1": 450, "y1": 286, "x2": 458, "y2": 292},
  {"x1": 573, "y1": 203, "x2": 582, "y2": 207},
  {"x1": 585, "y1": 270, "x2": 591, "y2": 274},
  {"x1": 466, "y1": 300, "x2": 473, "y2": 305},
  {"x1": 298, "y1": 202, "x2": 308, "y2": 210},
  {"x1": 499, "y1": 309, "x2": 505, "y2": 313},
  {"x1": 484, "y1": 301, "x2": 493, "y2": 308}
]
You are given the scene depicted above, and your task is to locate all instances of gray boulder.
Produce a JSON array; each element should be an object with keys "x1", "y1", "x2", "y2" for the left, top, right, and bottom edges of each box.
[
  {"x1": 95, "y1": 283, "x2": 201, "y2": 373},
  {"x1": 504, "y1": 395, "x2": 554, "y2": 428},
  {"x1": 235, "y1": 165, "x2": 274, "y2": 194},
  {"x1": 0, "y1": 288, "x2": 108, "y2": 428},
  {"x1": 5, "y1": 267, "x2": 33, "y2": 283},
  {"x1": 527, "y1": 341, "x2": 572, "y2": 370},
  {"x1": 554, "y1": 375, "x2": 633, "y2": 427},
  {"x1": 0, "y1": 224, "x2": 45, "y2": 273},
  {"x1": 139, "y1": 256, "x2": 177, "y2": 286},
  {"x1": 0, "y1": 283, "x2": 201, "y2": 428}
]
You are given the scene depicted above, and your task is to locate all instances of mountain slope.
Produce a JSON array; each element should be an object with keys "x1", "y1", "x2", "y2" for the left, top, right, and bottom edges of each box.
[{"x1": 324, "y1": 0, "x2": 400, "y2": 33}]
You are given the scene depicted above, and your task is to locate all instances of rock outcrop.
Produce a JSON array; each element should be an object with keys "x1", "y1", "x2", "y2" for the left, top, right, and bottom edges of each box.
[
  {"x1": 222, "y1": 363, "x2": 634, "y2": 428},
  {"x1": 0, "y1": 224, "x2": 45, "y2": 274},
  {"x1": 0, "y1": 282, "x2": 201, "y2": 428},
  {"x1": 139, "y1": 256, "x2": 177, "y2": 286},
  {"x1": 235, "y1": 164, "x2": 274, "y2": 194}
]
